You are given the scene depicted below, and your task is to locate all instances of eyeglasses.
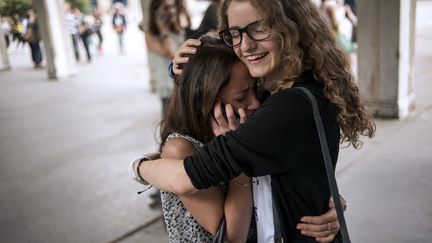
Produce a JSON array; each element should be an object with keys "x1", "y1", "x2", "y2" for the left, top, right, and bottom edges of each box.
[{"x1": 219, "y1": 20, "x2": 271, "y2": 48}]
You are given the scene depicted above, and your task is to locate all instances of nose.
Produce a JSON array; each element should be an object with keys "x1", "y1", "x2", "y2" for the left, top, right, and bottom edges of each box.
[
  {"x1": 247, "y1": 94, "x2": 260, "y2": 112},
  {"x1": 240, "y1": 32, "x2": 256, "y2": 53}
]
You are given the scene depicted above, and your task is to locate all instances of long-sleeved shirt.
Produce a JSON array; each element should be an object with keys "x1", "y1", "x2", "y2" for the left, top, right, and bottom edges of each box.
[{"x1": 184, "y1": 70, "x2": 341, "y2": 242}]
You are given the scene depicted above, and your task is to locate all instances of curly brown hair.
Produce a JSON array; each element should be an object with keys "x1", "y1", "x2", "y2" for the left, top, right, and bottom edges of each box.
[
  {"x1": 220, "y1": 0, "x2": 375, "y2": 148},
  {"x1": 160, "y1": 36, "x2": 240, "y2": 144}
]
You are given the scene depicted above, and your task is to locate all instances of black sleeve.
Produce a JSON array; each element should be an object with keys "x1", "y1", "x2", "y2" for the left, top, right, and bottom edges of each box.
[{"x1": 184, "y1": 89, "x2": 316, "y2": 189}]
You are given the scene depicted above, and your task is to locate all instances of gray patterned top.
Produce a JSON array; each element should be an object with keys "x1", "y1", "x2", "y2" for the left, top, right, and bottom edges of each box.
[{"x1": 161, "y1": 133, "x2": 214, "y2": 242}]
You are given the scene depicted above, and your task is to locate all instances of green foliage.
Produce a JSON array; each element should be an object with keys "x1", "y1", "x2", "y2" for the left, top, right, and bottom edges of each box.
[
  {"x1": 66, "y1": 0, "x2": 91, "y2": 13},
  {"x1": 0, "y1": 0, "x2": 32, "y2": 17}
]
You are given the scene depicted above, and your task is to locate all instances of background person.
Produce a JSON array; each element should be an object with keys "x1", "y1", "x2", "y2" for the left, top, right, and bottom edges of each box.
[
  {"x1": 112, "y1": 3, "x2": 127, "y2": 54},
  {"x1": 23, "y1": 9, "x2": 43, "y2": 68}
]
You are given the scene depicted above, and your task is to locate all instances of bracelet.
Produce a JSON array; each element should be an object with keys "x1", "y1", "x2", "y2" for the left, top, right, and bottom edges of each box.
[
  {"x1": 168, "y1": 62, "x2": 175, "y2": 79},
  {"x1": 129, "y1": 156, "x2": 152, "y2": 185}
]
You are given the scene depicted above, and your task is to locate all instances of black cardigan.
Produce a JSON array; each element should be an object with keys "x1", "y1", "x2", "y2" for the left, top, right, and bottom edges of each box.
[{"x1": 184, "y1": 71, "x2": 341, "y2": 242}]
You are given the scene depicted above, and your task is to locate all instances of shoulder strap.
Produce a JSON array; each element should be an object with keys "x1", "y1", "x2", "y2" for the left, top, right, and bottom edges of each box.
[{"x1": 297, "y1": 87, "x2": 351, "y2": 243}]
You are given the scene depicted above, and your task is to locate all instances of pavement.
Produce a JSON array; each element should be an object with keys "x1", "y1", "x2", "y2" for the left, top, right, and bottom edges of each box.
[{"x1": 0, "y1": 1, "x2": 431, "y2": 243}]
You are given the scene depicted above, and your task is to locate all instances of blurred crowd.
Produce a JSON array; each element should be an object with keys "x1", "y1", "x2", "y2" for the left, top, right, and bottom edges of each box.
[
  {"x1": 0, "y1": 1, "x2": 130, "y2": 68},
  {"x1": 1, "y1": 9, "x2": 43, "y2": 68}
]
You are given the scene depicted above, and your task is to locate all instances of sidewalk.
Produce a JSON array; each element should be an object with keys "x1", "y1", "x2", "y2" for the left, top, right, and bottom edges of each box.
[
  {"x1": 337, "y1": 2, "x2": 432, "y2": 242},
  {"x1": 0, "y1": 13, "x2": 167, "y2": 243},
  {"x1": 0, "y1": 2, "x2": 431, "y2": 243}
]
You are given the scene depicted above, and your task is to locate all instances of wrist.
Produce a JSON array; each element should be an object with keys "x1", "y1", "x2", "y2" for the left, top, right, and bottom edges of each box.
[{"x1": 130, "y1": 156, "x2": 151, "y2": 185}]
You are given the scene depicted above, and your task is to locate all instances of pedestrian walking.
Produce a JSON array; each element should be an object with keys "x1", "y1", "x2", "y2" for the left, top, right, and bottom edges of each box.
[
  {"x1": 76, "y1": 8, "x2": 92, "y2": 62},
  {"x1": 92, "y1": 8, "x2": 103, "y2": 54},
  {"x1": 112, "y1": 3, "x2": 126, "y2": 54},
  {"x1": 23, "y1": 9, "x2": 43, "y2": 68},
  {"x1": 65, "y1": 3, "x2": 80, "y2": 62}
]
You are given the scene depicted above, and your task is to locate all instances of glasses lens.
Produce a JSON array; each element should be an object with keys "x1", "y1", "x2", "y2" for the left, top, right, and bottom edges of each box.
[
  {"x1": 219, "y1": 30, "x2": 234, "y2": 47},
  {"x1": 229, "y1": 29, "x2": 242, "y2": 46},
  {"x1": 247, "y1": 21, "x2": 271, "y2": 41}
]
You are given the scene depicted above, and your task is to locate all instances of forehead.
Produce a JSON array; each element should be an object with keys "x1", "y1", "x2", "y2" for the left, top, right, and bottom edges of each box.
[
  {"x1": 223, "y1": 63, "x2": 254, "y2": 92},
  {"x1": 164, "y1": 0, "x2": 175, "y2": 5},
  {"x1": 227, "y1": 1, "x2": 263, "y2": 27}
]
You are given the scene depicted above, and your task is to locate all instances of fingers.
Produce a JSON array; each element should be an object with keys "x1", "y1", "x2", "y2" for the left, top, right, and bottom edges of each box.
[
  {"x1": 297, "y1": 222, "x2": 327, "y2": 234},
  {"x1": 172, "y1": 39, "x2": 201, "y2": 75},
  {"x1": 316, "y1": 234, "x2": 336, "y2": 243},
  {"x1": 211, "y1": 117, "x2": 223, "y2": 136},
  {"x1": 298, "y1": 206, "x2": 339, "y2": 240},
  {"x1": 212, "y1": 103, "x2": 243, "y2": 134},
  {"x1": 225, "y1": 104, "x2": 239, "y2": 130},
  {"x1": 297, "y1": 221, "x2": 338, "y2": 241},
  {"x1": 238, "y1": 108, "x2": 247, "y2": 124},
  {"x1": 300, "y1": 207, "x2": 337, "y2": 225},
  {"x1": 213, "y1": 101, "x2": 229, "y2": 132}
]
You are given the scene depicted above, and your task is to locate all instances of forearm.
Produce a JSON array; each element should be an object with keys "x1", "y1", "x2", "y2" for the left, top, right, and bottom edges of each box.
[
  {"x1": 224, "y1": 174, "x2": 253, "y2": 243},
  {"x1": 138, "y1": 158, "x2": 198, "y2": 195},
  {"x1": 179, "y1": 187, "x2": 225, "y2": 235}
]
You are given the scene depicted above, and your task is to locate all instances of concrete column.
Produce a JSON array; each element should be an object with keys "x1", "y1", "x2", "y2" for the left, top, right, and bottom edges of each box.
[
  {"x1": 33, "y1": 0, "x2": 76, "y2": 80},
  {"x1": 0, "y1": 29, "x2": 11, "y2": 71},
  {"x1": 357, "y1": 0, "x2": 416, "y2": 118},
  {"x1": 97, "y1": 0, "x2": 113, "y2": 14},
  {"x1": 139, "y1": 0, "x2": 150, "y2": 32}
]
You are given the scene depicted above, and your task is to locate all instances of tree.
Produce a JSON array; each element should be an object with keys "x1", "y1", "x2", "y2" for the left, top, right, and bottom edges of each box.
[
  {"x1": 66, "y1": 0, "x2": 91, "y2": 13},
  {"x1": 0, "y1": 0, "x2": 32, "y2": 17}
]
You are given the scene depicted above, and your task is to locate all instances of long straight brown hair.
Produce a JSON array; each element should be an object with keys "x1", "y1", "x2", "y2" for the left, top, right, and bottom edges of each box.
[{"x1": 160, "y1": 36, "x2": 240, "y2": 144}]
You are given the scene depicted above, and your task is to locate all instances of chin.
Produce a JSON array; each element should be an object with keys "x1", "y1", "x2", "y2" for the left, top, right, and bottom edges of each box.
[{"x1": 249, "y1": 68, "x2": 268, "y2": 79}]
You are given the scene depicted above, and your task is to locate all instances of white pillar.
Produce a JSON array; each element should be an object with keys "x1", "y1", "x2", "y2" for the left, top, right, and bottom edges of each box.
[
  {"x1": 33, "y1": 0, "x2": 76, "y2": 80},
  {"x1": 357, "y1": 0, "x2": 416, "y2": 118},
  {"x1": 0, "y1": 29, "x2": 11, "y2": 71},
  {"x1": 139, "y1": 0, "x2": 150, "y2": 32},
  {"x1": 97, "y1": 0, "x2": 113, "y2": 14}
]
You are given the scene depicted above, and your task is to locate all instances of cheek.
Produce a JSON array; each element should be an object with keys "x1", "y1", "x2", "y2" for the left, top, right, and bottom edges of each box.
[{"x1": 234, "y1": 48, "x2": 242, "y2": 59}]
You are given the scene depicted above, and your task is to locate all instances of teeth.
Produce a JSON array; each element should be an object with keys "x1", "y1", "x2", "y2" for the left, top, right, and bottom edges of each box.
[{"x1": 246, "y1": 53, "x2": 266, "y2": 61}]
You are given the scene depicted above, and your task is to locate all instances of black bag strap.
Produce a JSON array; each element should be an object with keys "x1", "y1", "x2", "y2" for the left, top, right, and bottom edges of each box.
[
  {"x1": 297, "y1": 87, "x2": 351, "y2": 243},
  {"x1": 273, "y1": 200, "x2": 283, "y2": 243}
]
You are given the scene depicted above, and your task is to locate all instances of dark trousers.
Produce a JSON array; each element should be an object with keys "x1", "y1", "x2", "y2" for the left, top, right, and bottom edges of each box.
[
  {"x1": 81, "y1": 33, "x2": 92, "y2": 61},
  {"x1": 28, "y1": 41, "x2": 42, "y2": 65},
  {"x1": 5, "y1": 35, "x2": 10, "y2": 47},
  {"x1": 71, "y1": 34, "x2": 80, "y2": 61},
  {"x1": 95, "y1": 29, "x2": 103, "y2": 49}
]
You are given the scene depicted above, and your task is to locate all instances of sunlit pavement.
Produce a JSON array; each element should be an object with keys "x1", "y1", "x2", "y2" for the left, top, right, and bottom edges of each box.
[{"x1": 0, "y1": 1, "x2": 431, "y2": 242}]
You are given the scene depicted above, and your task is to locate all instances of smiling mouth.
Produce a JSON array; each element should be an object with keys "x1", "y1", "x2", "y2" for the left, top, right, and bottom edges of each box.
[{"x1": 245, "y1": 53, "x2": 268, "y2": 63}]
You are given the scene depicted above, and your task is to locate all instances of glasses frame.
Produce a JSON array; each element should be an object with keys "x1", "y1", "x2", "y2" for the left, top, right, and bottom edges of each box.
[{"x1": 219, "y1": 19, "x2": 272, "y2": 48}]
